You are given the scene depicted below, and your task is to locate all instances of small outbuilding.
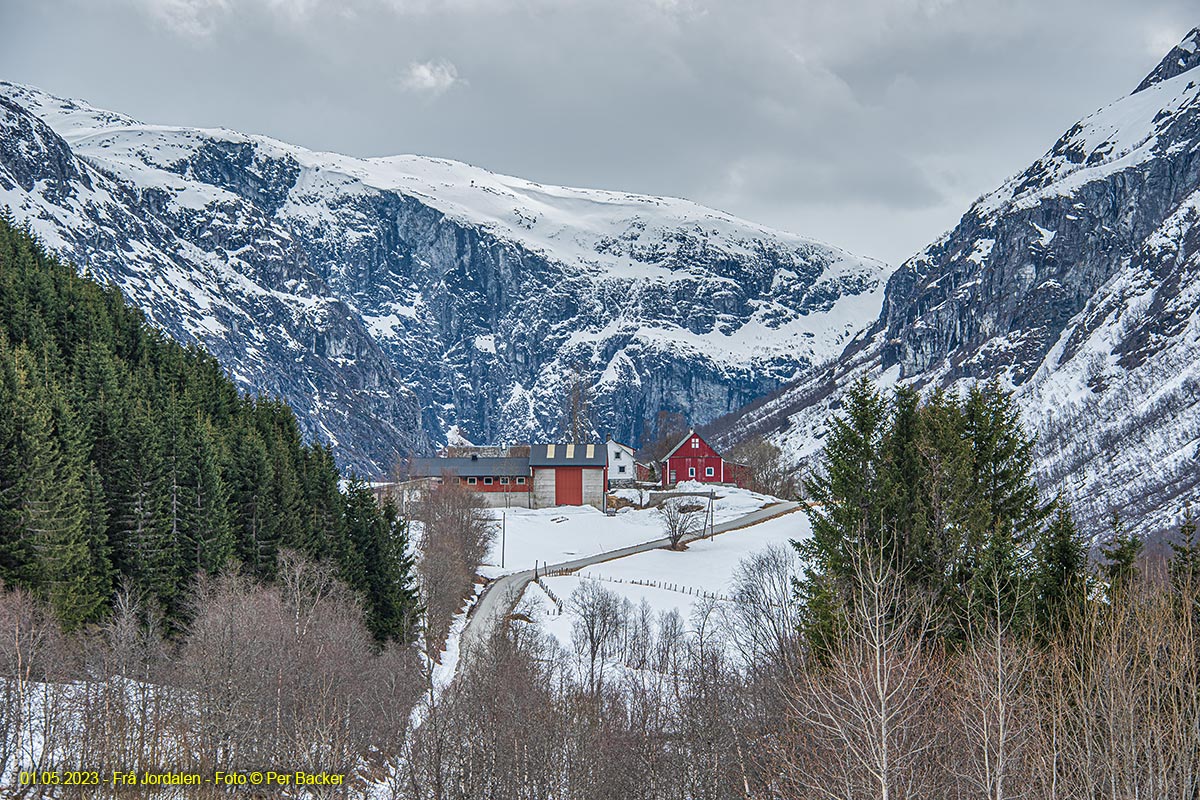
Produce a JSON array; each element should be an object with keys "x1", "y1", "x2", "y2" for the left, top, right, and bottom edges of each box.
[
  {"x1": 660, "y1": 429, "x2": 748, "y2": 488},
  {"x1": 530, "y1": 443, "x2": 607, "y2": 509}
]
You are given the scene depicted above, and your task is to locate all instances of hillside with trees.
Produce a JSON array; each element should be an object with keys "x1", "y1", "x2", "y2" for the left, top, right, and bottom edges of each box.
[
  {"x1": 0, "y1": 214, "x2": 418, "y2": 642},
  {"x1": 3, "y1": 214, "x2": 1200, "y2": 798}
]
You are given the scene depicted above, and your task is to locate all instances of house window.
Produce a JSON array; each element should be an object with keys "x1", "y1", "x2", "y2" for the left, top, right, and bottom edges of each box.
[
  {"x1": 500, "y1": 477, "x2": 510, "y2": 485},
  {"x1": 484, "y1": 477, "x2": 494, "y2": 486},
  {"x1": 467, "y1": 477, "x2": 478, "y2": 485},
  {"x1": 706, "y1": 467, "x2": 715, "y2": 477},
  {"x1": 615, "y1": 451, "x2": 622, "y2": 459},
  {"x1": 692, "y1": 438, "x2": 699, "y2": 449},
  {"x1": 688, "y1": 467, "x2": 696, "y2": 477},
  {"x1": 618, "y1": 465, "x2": 626, "y2": 474},
  {"x1": 516, "y1": 477, "x2": 526, "y2": 485}
]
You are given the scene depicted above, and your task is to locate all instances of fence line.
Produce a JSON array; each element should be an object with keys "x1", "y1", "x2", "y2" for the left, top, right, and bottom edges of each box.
[
  {"x1": 533, "y1": 576, "x2": 564, "y2": 615},
  {"x1": 541, "y1": 570, "x2": 730, "y2": 604}
]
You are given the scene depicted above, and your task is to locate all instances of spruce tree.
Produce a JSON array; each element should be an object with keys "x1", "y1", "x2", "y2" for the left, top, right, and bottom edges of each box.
[
  {"x1": 177, "y1": 417, "x2": 233, "y2": 578},
  {"x1": 0, "y1": 338, "x2": 30, "y2": 583},
  {"x1": 956, "y1": 382, "x2": 1047, "y2": 628},
  {"x1": 1030, "y1": 497, "x2": 1086, "y2": 637},
  {"x1": 796, "y1": 376, "x2": 888, "y2": 647},
  {"x1": 231, "y1": 427, "x2": 278, "y2": 579},
  {"x1": 11, "y1": 350, "x2": 82, "y2": 590},
  {"x1": 78, "y1": 462, "x2": 115, "y2": 620},
  {"x1": 343, "y1": 482, "x2": 421, "y2": 643},
  {"x1": 915, "y1": 388, "x2": 972, "y2": 603},
  {"x1": 1169, "y1": 502, "x2": 1199, "y2": 591},
  {"x1": 109, "y1": 400, "x2": 176, "y2": 610},
  {"x1": 880, "y1": 385, "x2": 928, "y2": 572},
  {"x1": 962, "y1": 382, "x2": 1046, "y2": 547},
  {"x1": 1100, "y1": 509, "x2": 1142, "y2": 597}
]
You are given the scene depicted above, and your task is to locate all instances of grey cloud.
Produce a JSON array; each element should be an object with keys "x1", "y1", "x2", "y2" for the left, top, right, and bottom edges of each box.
[{"x1": 0, "y1": 0, "x2": 1195, "y2": 264}]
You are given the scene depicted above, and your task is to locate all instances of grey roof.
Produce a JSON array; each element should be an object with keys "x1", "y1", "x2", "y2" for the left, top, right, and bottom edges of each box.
[
  {"x1": 529, "y1": 443, "x2": 607, "y2": 467},
  {"x1": 408, "y1": 456, "x2": 530, "y2": 478}
]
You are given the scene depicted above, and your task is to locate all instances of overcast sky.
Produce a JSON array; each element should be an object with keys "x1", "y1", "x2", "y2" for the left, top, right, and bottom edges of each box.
[{"x1": 1, "y1": 0, "x2": 1194, "y2": 265}]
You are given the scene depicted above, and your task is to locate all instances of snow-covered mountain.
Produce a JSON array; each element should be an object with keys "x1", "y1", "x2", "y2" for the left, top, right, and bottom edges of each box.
[
  {"x1": 0, "y1": 81, "x2": 888, "y2": 475},
  {"x1": 712, "y1": 28, "x2": 1200, "y2": 543}
]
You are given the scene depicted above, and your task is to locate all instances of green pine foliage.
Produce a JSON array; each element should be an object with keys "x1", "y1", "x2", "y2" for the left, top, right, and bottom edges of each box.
[
  {"x1": 343, "y1": 483, "x2": 422, "y2": 644},
  {"x1": 1030, "y1": 497, "x2": 1087, "y2": 637},
  {"x1": 1100, "y1": 509, "x2": 1142, "y2": 597},
  {"x1": 0, "y1": 214, "x2": 417, "y2": 642},
  {"x1": 796, "y1": 378, "x2": 1078, "y2": 647},
  {"x1": 1169, "y1": 502, "x2": 1199, "y2": 590}
]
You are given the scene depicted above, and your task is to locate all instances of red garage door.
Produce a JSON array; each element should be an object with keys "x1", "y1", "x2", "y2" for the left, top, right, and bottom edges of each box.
[{"x1": 555, "y1": 467, "x2": 583, "y2": 506}]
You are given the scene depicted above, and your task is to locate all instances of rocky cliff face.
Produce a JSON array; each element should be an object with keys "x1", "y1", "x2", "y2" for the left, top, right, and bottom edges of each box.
[
  {"x1": 714, "y1": 28, "x2": 1200, "y2": 543},
  {"x1": 0, "y1": 81, "x2": 888, "y2": 474},
  {"x1": 0, "y1": 90, "x2": 429, "y2": 473}
]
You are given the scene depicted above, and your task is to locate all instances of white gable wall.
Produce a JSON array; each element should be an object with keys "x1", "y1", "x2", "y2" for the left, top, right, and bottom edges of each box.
[{"x1": 606, "y1": 438, "x2": 637, "y2": 484}]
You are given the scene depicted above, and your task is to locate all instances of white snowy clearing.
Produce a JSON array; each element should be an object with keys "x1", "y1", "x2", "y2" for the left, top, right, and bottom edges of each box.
[
  {"x1": 477, "y1": 483, "x2": 780, "y2": 578},
  {"x1": 520, "y1": 509, "x2": 811, "y2": 654}
]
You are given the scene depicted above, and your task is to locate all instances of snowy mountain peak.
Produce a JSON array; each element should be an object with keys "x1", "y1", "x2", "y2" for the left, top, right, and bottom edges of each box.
[
  {"x1": 1134, "y1": 27, "x2": 1200, "y2": 94},
  {"x1": 717, "y1": 30, "x2": 1200, "y2": 546},
  {"x1": 0, "y1": 80, "x2": 889, "y2": 474}
]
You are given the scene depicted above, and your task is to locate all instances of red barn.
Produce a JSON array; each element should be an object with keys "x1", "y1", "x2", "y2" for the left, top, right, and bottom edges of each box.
[
  {"x1": 660, "y1": 430, "x2": 748, "y2": 488},
  {"x1": 529, "y1": 443, "x2": 607, "y2": 509}
]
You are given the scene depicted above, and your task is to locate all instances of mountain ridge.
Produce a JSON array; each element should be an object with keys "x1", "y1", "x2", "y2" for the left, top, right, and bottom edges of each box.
[
  {"x1": 710, "y1": 28, "x2": 1200, "y2": 544},
  {"x1": 0, "y1": 80, "x2": 889, "y2": 475}
]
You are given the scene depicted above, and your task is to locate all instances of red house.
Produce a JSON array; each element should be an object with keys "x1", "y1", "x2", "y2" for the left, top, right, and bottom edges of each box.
[{"x1": 660, "y1": 429, "x2": 748, "y2": 488}]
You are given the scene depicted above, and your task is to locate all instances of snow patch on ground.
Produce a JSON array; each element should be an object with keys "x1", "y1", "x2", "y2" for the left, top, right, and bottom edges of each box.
[
  {"x1": 521, "y1": 511, "x2": 811, "y2": 654},
  {"x1": 479, "y1": 485, "x2": 776, "y2": 576}
]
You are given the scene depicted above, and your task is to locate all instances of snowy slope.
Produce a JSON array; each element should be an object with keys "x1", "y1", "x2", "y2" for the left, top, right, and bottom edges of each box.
[
  {"x1": 0, "y1": 81, "x2": 888, "y2": 472},
  {"x1": 521, "y1": 510, "x2": 811, "y2": 666},
  {"x1": 713, "y1": 28, "x2": 1200, "y2": 544}
]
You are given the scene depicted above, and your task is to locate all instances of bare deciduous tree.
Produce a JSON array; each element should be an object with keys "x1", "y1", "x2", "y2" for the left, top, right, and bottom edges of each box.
[
  {"x1": 415, "y1": 478, "x2": 496, "y2": 655},
  {"x1": 778, "y1": 547, "x2": 936, "y2": 800},
  {"x1": 726, "y1": 544, "x2": 801, "y2": 674},
  {"x1": 727, "y1": 437, "x2": 800, "y2": 499},
  {"x1": 657, "y1": 498, "x2": 702, "y2": 550},
  {"x1": 569, "y1": 579, "x2": 623, "y2": 693}
]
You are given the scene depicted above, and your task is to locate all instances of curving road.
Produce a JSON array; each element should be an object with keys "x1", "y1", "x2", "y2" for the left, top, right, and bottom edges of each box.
[{"x1": 458, "y1": 501, "x2": 802, "y2": 657}]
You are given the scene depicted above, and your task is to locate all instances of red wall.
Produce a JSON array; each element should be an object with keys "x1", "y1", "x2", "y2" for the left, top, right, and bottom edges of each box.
[
  {"x1": 457, "y1": 476, "x2": 529, "y2": 493},
  {"x1": 662, "y1": 433, "x2": 728, "y2": 486},
  {"x1": 663, "y1": 455, "x2": 725, "y2": 485},
  {"x1": 555, "y1": 467, "x2": 584, "y2": 505}
]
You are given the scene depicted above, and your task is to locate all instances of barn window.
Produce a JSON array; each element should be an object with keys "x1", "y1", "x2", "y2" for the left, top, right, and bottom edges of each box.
[
  {"x1": 484, "y1": 477, "x2": 494, "y2": 486},
  {"x1": 516, "y1": 477, "x2": 526, "y2": 485},
  {"x1": 618, "y1": 465, "x2": 626, "y2": 474},
  {"x1": 691, "y1": 438, "x2": 699, "y2": 449},
  {"x1": 467, "y1": 477, "x2": 478, "y2": 485},
  {"x1": 689, "y1": 467, "x2": 696, "y2": 477},
  {"x1": 706, "y1": 467, "x2": 715, "y2": 477},
  {"x1": 500, "y1": 477, "x2": 510, "y2": 485}
]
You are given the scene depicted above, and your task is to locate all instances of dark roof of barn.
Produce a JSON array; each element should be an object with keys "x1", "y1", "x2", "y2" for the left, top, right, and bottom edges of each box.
[
  {"x1": 408, "y1": 456, "x2": 530, "y2": 478},
  {"x1": 529, "y1": 443, "x2": 607, "y2": 467}
]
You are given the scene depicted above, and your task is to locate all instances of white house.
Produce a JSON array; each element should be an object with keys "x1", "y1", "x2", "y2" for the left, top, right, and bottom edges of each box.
[{"x1": 606, "y1": 435, "x2": 638, "y2": 489}]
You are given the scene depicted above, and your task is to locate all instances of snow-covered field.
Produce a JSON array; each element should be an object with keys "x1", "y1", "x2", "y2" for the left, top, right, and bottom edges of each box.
[
  {"x1": 478, "y1": 483, "x2": 780, "y2": 577},
  {"x1": 520, "y1": 509, "x2": 811, "y2": 652}
]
